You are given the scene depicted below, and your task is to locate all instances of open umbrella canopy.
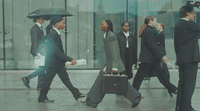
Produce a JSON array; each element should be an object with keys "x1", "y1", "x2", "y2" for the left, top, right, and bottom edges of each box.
[{"x1": 27, "y1": 7, "x2": 73, "y2": 20}]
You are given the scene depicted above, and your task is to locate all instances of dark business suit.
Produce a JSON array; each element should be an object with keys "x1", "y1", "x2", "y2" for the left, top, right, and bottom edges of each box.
[
  {"x1": 157, "y1": 31, "x2": 170, "y2": 81},
  {"x1": 146, "y1": 31, "x2": 170, "y2": 81},
  {"x1": 86, "y1": 30, "x2": 141, "y2": 106},
  {"x1": 27, "y1": 24, "x2": 45, "y2": 88},
  {"x1": 116, "y1": 31, "x2": 137, "y2": 79},
  {"x1": 174, "y1": 19, "x2": 200, "y2": 111},
  {"x1": 132, "y1": 25, "x2": 177, "y2": 94},
  {"x1": 38, "y1": 29, "x2": 80, "y2": 101}
]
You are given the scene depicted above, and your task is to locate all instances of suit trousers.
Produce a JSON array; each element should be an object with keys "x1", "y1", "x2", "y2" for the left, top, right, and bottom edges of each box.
[
  {"x1": 146, "y1": 62, "x2": 170, "y2": 82},
  {"x1": 86, "y1": 71, "x2": 141, "y2": 105},
  {"x1": 124, "y1": 48, "x2": 133, "y2": 79},
  {"x1": 27, "y1": 66, "x2": 45, "y2": 88},
  {"x1": 176, "y1": 63, "x2": 198, "y2": 111},
  {"x1": 38, "y1": 66, "x2": 76, "y2": 100},
  {"x1": 132, "y1": 63, "x2": 177, "y2": 93}
]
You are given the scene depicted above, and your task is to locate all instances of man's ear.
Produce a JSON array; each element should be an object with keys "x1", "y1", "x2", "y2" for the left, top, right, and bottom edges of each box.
[{"x1": 186, "y1": 12, "x2": 190, "y2": 17}]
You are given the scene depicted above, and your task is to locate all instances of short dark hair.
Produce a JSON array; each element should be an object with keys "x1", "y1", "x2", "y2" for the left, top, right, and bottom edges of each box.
[
  {"x1": 121, "y1": 22, "x2": 129, "y2": 27},
  {"x1": 144, "y1": 16, "x2": 155, "y2": 25},
  {"x1": 33, "y1": 16, "x2": 44, "y2": 22},
  {"x1": 179, "y1": 5, "x2": 194, "y2": 18}
]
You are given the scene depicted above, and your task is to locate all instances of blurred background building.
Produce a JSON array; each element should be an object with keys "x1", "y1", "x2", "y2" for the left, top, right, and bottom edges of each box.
[{"x1": 0, "y1": 0, "x2": 198, "y2": 70}]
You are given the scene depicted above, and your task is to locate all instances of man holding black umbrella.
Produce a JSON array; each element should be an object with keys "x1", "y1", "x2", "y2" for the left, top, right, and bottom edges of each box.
[{"x1": 21, "y1": 16, "x2": 46, "y2": 90}]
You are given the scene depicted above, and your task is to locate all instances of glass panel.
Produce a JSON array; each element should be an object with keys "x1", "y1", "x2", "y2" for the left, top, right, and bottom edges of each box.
[
  {"x1": 66, "y1": 0, "x2": 95, "y2": 69},
  {"x1": 0, "y1": 0, "x2": 3, "y2": 69},
  {"x1": 4, "y1": 0, "x2": 15, "y2": 69}
]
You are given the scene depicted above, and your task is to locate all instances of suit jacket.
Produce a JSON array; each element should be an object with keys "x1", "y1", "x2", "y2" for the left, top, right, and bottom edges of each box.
[
  {"x1": 116, "y1": 31, "x2": 137, "y2": 64},
  {"x1": 174, "y1": 19, "x2": 200, "y2": 64},
  {"x1": 139, "y1": 25, "x2": 165, "y2": 64},
  {"x1": 30, "y1": 24, "x2": 44, "y2": 56},
  {"x1": 45, "y1": 29, "x2": 73, "y2": 68},
  {"x1": 101, "y1": 30, "x2": 125, "y2": 73},
  {"x1": 157, "y1": 31, "x2": 166, "y2": 55}
]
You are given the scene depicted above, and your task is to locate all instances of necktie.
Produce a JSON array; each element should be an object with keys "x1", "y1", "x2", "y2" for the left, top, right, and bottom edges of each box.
[{"x1": 40, "y1": 26, "x2": 43, "y2": 30}]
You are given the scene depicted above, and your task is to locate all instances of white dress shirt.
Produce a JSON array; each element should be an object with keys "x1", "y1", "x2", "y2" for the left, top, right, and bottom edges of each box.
[
  {"x1": 123, "y1": 31, "x2": 130, "y2": 48},
  {"x1": 52, "y1": 27, "x2": 61, "y2": 35},
  {"x1": 35, "y1": 22, "x2": 43, "y2": 30},
  {"x1": 181, "y1": 18, "x2": 189, "y2": 21}
]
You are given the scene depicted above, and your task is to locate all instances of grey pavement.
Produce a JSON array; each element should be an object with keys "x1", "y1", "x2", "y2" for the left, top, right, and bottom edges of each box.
[{"x1": 0, "y1": 70, "x2": 200, "y2": 111}]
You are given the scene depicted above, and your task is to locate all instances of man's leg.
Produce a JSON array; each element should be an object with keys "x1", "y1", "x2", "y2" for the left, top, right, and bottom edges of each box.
[
  {"x1": 177, "y1": 63, "x2": 198, "y2": 110},
  {"x1": 57, "y1": 67, "x2": 85, "y2": 101},
  {"x1": 37, "y1": 66, "x2": 46, "y2": 89},
  {"x1": 38, "y1": 68, "x2": 56, "y2": 102},
  {"x1": 85, "y1": 71, "x2": 106, "y2": 106},
  {"x1": 132, "y1": 63, "x2": 151, "y2": 91},
  {"x1": 21, "y1": 67, "x2": 45, "y2": 89},
  {"x1": 151, "y1": 63, "x2": 177, "y2": 93}
]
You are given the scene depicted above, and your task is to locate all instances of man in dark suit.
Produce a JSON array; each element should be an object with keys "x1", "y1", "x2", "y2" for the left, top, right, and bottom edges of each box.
[
  {"x1": 38, "y1": 16, "x2": 85, "y2": 103},
  {"x1": 174, "y1": 5, "x2": 200, "y2": 111},
  {"x1": 21, "y1": 16, "x2": 45, "y2": 89},
  {"x1": 132, "y1": 16, "x2": 177, "y2": 97},
  {"x1": 116, "y1": 22, "x2": 137, "y2": 79}
]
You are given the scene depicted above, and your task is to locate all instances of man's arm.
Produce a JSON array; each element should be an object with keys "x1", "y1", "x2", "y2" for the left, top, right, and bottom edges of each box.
[
  {"x1": 145, "y1": 29, "x2": 165, "y2": 61},
  {"x1": 30, "y1": 29, "x2": 39, "y2": 56},
  {"x1": 48, "y1": 38, "x2": 73, "y2": 62}
]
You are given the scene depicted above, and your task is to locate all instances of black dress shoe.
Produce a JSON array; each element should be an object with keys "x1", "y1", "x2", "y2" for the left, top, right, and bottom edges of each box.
[
  {"x1": 38, "y1": 99, "x2": 55, "y2": 103},
  {"x1": 21, "y1": 77, "x2": 31, "y2": 89},
  {"x1": 132, "y1": 103, "x2": 139, "y2": 108},
  {"x1": 74, "y1": 93, "x2": 86, "y2": 101}
]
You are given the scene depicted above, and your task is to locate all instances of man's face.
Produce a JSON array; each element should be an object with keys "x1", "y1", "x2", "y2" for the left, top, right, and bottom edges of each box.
[
  {"x1": 122, "y1": 23, "x2": 129, "y2": 32},
  {"x1": 151, "y1": 18, "x2": 157, "y2": 27},
  {"x1": 37, "y1": 17, "x2": 44, "y2": 24},
  {"x1": 188, "y1": 11, "x2": 195, "y2": 20},
  {"x1": 156, "y1": 23, "x2": 162, "y2": 31},
  {"x1": 101, "y1": 20, "x2": 108, "y2": 31},
  {"x1": 56, "y1": 20, "x2": 65, "y2": 30}
]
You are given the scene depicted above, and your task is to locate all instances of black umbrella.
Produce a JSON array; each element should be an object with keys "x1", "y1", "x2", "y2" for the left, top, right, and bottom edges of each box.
[{"x1": 27, "y1": 7, "x2": 73, "y2": 20}]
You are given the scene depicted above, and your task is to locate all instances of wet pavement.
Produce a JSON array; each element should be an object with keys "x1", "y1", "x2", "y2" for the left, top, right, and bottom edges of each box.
[{"x1": 0, "y1": 69, "x2": 200, "y2": 111}]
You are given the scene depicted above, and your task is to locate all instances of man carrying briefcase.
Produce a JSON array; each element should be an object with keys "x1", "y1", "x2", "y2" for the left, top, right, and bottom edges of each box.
[{"x1": 82, "y1": 20, "x2": 141, "y2": 108}]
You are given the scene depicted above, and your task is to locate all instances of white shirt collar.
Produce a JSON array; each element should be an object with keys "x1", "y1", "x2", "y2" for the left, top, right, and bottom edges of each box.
[
  {"x1": 123, "y1": 31, "x2": 129, "y2": 37},
  {"x1": 181, "y1": 18, "x2": 189, "y2": 21},
  {"x1": 52, "y1": 27, "x2": 61, "y2": 35},
  {"x1": 103, "y1": 33, "x2": 106, "y2": 38},
  {"x1": 159, "y1": 30, "x2": 163, "y2": 33},
  {"x1": 35, "y1": 22, "x2": 42, "y2": 29}
]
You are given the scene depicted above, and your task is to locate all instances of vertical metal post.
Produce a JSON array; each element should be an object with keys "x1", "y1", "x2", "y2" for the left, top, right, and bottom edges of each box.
[
  {"x1": 126, "y1": 0, "x2": 128, "y2": 22},
  {"x1": 65, "y1": 0, "x2": 67, "y2": 54},
  {"x1": 2, "y1": 0, "x2": 6, "y2": 69}
]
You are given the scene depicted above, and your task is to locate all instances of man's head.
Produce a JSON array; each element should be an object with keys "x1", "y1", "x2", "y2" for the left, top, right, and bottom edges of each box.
[
  {"x1": 101, "y1": 20, "x2": 113, "y2": 32},
  {"x1": 51, "y1": 16, "x2": 65, "y2": 30},
  {"x1": 121, "y1": 22, "x2": 130, "y2": 32},
  {"x1": 179, "y1": 5, "x2": 195, "y2": 20},
  {"x1": 144, "y1": 16, "x2": 157, "y2": 27},
  {"x1": 33, "y1": 16, "x2": 44, "y2": 24}
]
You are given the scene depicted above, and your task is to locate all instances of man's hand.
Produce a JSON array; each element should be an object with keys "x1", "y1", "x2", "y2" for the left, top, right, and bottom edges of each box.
[
  {"x1": 162, "y1": 56, "x2": 168, "y2": 63},
  {"x1": 71, "y1": 60, "x2": 77, "y2": 65},
  {"x1": 112, "y1": 70, "x2": 118, "y2": 74},
  {"x1": 190, "y1": 1, "x2": 195, "y2": 5},
  {"x1": 103, "y1": 69, "x2": 107, "y2": 73}
]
